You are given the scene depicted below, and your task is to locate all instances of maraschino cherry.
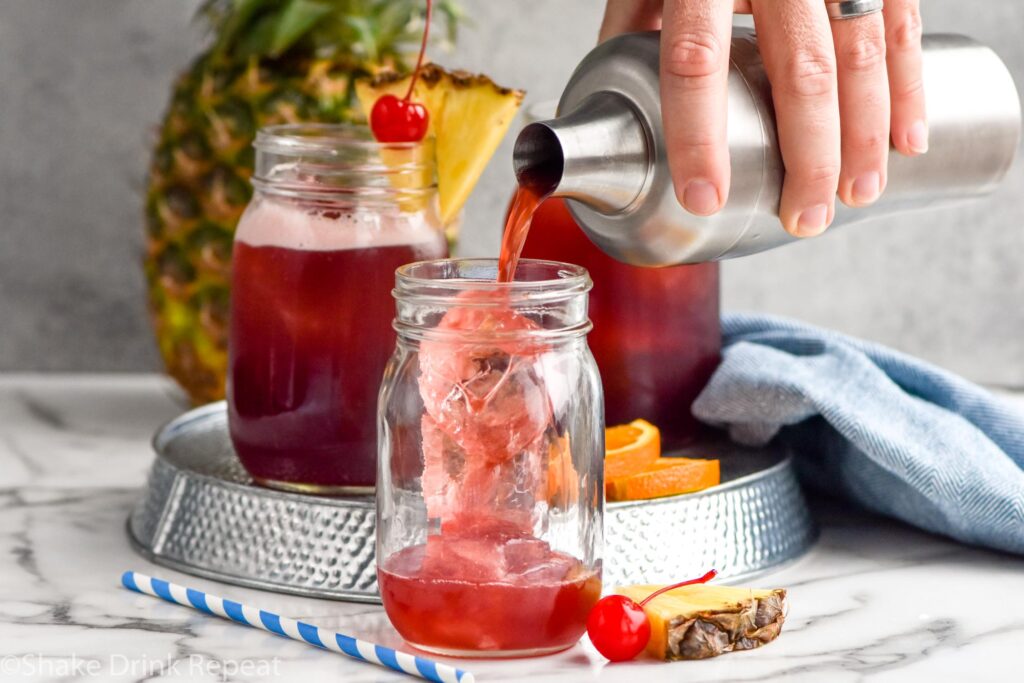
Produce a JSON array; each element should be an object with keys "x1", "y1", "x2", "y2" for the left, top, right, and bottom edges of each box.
[
  {"x1": 370, "y1": 0, "x2": 433, "y2": 143},
  {"x1": 586, "y1": 569, "x2": 718, "y2": 662}
]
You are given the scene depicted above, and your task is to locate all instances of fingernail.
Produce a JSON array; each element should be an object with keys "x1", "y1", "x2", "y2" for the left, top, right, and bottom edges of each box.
[
  {"x1": 907, "y1": 120, "x2": 929, "y2": 154},
  {"x1": 796, "y1": 204, "x2": 829, "y2": 237},
  {"x1": 682, "y1": 180, "x2": 720, "y2": 216},
  {"x1": 851, "y1": 171, "x2": 881, "y2": 205}
]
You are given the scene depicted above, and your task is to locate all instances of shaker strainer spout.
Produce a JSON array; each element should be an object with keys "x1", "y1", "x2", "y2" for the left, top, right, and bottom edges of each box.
[
  {"x1": 514, "y1": 91, "x2": 650, "y2": 213},
  {"x1": 513, "y1": 29, "x2": 1021, "y2": 267}
]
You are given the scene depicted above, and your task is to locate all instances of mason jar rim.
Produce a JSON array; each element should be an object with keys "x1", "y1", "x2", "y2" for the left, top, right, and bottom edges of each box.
[
  {"x1": 393, "y1": 259, "x2": 592, "y2": 341},
  {"x1": 251, "y1": 123, "x2": 436, "y2": 205},
  {"x1": 255, "y1": 123, "x2": 425, "y2": 156},
  {"x1": 395, "y1": 258, "x2": 592, "y2": 301}
]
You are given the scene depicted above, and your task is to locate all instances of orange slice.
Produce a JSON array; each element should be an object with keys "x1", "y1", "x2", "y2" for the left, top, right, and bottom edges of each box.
[
  {"x1": 606, "y1": 419, "x2": 660, "y2": 457},
  {"x1": 606, "y1": 457, "x2": 720, "y2": 502},
  {"x1": 605, "y1": 419, "x2": 660, "y2": 479},
  {"x1": 606, "y1": 453, "x2": 660, "y2": 480}
]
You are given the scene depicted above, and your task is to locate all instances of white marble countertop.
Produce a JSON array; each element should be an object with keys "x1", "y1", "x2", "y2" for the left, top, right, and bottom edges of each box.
[{"x1": 2, "y1": 374, "x2": 1022, "y2": 682}]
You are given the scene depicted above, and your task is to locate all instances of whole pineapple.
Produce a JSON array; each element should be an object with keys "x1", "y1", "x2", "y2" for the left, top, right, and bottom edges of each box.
[{"x1": 144, "y1": 0, "x2": 459, "y2": 404}]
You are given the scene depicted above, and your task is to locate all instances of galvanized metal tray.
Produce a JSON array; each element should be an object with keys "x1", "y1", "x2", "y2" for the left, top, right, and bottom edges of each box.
[{"x1": 128, "y1": 402, "x2": 816, "y2": 602}]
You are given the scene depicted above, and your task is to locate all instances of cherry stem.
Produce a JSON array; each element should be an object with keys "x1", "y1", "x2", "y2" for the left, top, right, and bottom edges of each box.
[
  {"x1": 638, "y1": 569, "x2": 718, "y2": 607},
  {"x1": 404, "y1": 0, "x2": 433, "y2": 102}
]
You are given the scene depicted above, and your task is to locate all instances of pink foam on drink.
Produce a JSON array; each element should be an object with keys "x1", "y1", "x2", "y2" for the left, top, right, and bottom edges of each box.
[{"x1": 236, "y1": 195, "x2": 444, "y2": 252}]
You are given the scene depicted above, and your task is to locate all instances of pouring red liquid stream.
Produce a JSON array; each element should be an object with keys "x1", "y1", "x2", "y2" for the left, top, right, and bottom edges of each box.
[{"x1": 497, "y1": 183, "x2": 548, "y2": 282}]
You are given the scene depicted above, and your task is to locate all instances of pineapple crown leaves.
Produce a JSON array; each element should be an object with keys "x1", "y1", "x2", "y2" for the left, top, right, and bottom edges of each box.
[{"x1": 197, "y1": 0, "x2": 463, "y2": 64}]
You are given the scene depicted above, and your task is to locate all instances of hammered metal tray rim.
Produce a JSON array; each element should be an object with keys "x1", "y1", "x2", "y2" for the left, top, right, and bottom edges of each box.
[
  {"x1": 126, "y1": 514, "x2": 816, "y2": 599},
  {"x1": 131, "y1": 403, "x2": 817, "y2": 602},
  {"x1": 152, "y1": 400, "x2": 779, "y2": 510},
  {"x1": 124, "y1": 519, "x2": 384, "y2": 603}
]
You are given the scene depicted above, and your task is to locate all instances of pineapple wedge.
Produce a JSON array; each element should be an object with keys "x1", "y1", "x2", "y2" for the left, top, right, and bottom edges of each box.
[
  {"x1": 356, "y1": 65, "x2": 524, "y2": 227},
  {"x1": 616, "y1": 584, "x2": 787, "y2": 661}
]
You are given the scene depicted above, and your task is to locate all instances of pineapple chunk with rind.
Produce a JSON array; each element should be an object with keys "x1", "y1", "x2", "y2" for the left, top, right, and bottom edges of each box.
[{"x1": 615, "y1": 584, "x2": 787, "y2": 660}]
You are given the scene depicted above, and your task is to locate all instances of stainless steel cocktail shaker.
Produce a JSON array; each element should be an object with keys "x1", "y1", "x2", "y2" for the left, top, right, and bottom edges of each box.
[{"x1": 513, "y1": 29, "x2": 1021, "y2": 266}]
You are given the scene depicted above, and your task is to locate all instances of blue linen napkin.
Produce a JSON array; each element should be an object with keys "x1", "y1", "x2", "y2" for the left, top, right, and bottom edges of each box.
[{"x1": 692, "y1": 312, "x2": 1024, "y2": 555}]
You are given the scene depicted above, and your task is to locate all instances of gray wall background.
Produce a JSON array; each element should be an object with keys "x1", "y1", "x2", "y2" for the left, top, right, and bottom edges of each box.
[{"x1": 1, "y1": 1, "x2": 1022, "y2": 385}]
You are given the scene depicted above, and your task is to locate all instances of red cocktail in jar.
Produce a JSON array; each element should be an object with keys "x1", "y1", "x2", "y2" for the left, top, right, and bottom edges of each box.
[
  {"x1": 379, "y1": 534, "x2": 601, "y2": 655},
  {"x1": 228, "y1": 125, "x2": 446, "y2": 493},
  {"x1": 378, "y1": 260, "x2": 604, "y2": 657}
]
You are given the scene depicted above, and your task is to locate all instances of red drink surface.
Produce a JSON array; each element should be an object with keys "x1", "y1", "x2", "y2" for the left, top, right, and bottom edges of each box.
[
  {"x1": 519, "y1": 198, "x2": 720, "y2": 447},
  {"x1": 379, "y1": 539, "x2": 601, "y2": 655},
  {"x1": 229, "y1": 239, "x2": 444, "y2": 490}
]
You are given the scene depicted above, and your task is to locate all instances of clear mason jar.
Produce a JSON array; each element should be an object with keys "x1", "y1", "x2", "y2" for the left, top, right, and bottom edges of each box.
[
  {"x1": 228, "y1": 124, "x2": 447, "y2": 494},
  {"x1": 377, "y1": 258, "x2": 604, "y2": 657}
]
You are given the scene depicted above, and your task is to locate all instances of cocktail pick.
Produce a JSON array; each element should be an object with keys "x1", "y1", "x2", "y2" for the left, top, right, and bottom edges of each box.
[{"x1": 120, "y1": 570, "x2": 474, "y2": 683}]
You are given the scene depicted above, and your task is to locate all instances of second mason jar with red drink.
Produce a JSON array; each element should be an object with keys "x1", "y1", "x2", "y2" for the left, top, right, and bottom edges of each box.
[{"x1": 228, "y1": 124, "x2": 446, "y2": 494}]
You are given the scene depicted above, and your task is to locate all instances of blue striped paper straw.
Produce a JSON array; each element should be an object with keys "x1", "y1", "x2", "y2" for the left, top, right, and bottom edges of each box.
[{"x1": 120, "y1": 570, "x2": 474, "y2": 683}]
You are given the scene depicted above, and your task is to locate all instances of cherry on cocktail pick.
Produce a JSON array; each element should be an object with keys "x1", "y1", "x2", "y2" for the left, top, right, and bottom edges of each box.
[
  {"x1": 586, "y1": 569, "x2": 718, "y2": 662},
  {"x1": 369, "y1": 0, "x2": 432, "y2": 143},
  {"x1": 370, "y1": 95, "x2": 429, "y2": 142}
]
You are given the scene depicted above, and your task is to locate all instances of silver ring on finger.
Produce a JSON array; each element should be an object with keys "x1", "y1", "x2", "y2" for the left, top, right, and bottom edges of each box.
[{"x1": 826, "y1": 0, "x2": 884, "y2": 20}]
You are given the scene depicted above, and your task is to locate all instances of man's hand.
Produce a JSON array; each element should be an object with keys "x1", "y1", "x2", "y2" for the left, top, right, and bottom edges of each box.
[{"x1": 599, "y1": 0, "x2": 926, "y2": 237}]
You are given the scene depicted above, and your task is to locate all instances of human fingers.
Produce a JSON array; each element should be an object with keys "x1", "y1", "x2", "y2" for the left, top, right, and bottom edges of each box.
[
  {"x1": 752, "y1": 0, "x2": 841, "y2": 236},
  {"x1": 660, "y1": 0, "x2": 735, "y2": 216},
  {"x1": 829, "y1": 6, "x2": 890, "y2": 206},
  {"x1": 883, "y1": 0, "x2": 927, "y2": 155}
]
